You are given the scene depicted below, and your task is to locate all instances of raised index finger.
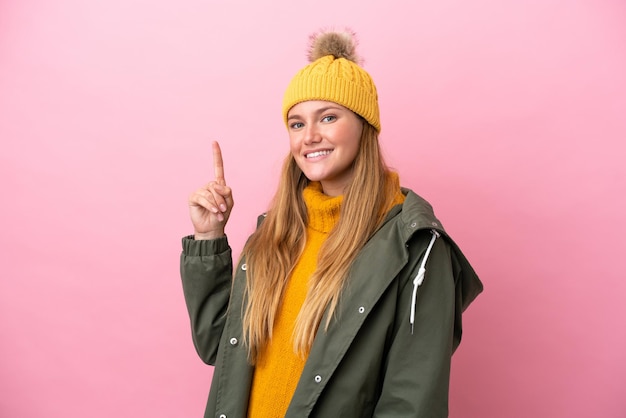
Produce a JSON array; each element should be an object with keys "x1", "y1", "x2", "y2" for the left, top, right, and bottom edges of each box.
[{"x1": 212, "y1": 141, "x2": 226, "y2": 185}]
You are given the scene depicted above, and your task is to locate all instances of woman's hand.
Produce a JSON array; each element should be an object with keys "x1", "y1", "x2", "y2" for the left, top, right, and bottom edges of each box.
[{"x1": 188, "y1": 141, "x2": 234, "y2": 240}]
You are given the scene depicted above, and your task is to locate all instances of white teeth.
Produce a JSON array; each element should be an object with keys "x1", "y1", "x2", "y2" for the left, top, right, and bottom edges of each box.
[{"x1": 306, "y1": 150, "x2": 332, "y2": 158}]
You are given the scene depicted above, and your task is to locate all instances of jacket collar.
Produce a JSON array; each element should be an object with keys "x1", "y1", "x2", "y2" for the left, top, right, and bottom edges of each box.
[{"x1": 386, "y1": 188, "x2": 447, "y2": 242}]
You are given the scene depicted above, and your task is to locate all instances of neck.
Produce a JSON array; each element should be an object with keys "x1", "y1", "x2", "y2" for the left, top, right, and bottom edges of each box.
[{"x1": 303, "y1": 182, "x2": 343, "y2": 233}]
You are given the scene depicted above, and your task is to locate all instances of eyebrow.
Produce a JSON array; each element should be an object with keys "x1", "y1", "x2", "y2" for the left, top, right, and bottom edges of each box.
[{"x1": 287, "y1": 105, "x2": 344, "y2": 121}]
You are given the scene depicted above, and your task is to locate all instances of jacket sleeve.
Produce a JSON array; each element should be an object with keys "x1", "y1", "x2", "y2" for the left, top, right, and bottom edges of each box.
[
  {"x1": 373, "y1": 235, "x2": 459, "y2": 418},
  {"x1": 180, "y1": 235, "x2": 233, "y2": 365}
]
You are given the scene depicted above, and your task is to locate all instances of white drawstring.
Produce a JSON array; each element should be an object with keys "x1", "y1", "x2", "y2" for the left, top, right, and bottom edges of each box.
[{"x1": 410, "y1": 229, "x2": 440, "y2": 334}]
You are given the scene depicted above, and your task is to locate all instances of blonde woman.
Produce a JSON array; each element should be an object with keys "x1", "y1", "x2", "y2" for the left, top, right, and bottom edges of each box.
[{"x1": 181, "y1": 29, "x2": 483, "y2": 418}]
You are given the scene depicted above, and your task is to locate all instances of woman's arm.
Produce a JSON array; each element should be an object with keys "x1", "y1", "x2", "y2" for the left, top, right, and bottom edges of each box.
[
  {"x1": 180, "y1": 235, "x2": 233, "y2": 365},
  {"x1": 373, "y1": 237, "x2": 458, "y2": 417},
  {"x1": 181, "y1": 141, "x2": 236, "y2": 364}
]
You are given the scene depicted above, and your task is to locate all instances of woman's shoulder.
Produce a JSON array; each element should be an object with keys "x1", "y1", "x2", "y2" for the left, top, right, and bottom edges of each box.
[
  {"x1": 255, "y1": 212, "x2": 268, "y2": 228},
  {"x1": 393, "y1": 187, "x2": 444, "y2": 233}
]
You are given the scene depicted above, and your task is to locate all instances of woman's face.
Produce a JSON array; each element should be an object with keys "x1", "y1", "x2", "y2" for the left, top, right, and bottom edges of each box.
[{"x1": 287, "y1": 100, "x2": 363, "y2": 197}]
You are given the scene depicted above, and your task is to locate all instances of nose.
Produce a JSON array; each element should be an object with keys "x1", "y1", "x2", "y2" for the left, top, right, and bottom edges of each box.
[{"x1": 303, "y1": 123, "x2": 321, "y2": 145}]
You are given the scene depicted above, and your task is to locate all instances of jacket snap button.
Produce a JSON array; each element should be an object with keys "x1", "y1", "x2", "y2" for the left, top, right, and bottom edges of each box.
[
  {"x1": 314, "y1": 375, "x2": 322, "y2": 383},
  {"x1": 410, "y1": 222, "x2": 417, "y2": 228},
  {"x1": 219, "y1": 414, "x2": 226, "y2": 418},
  {"x1": 358, "y1": 307, "x2": 365, "y2": 314},
  {"x1": 241, "y1": 264, "x2": 247, "y2": 271},
  {"x1": 230, "y1": 337, "x2": 238, "y2": 346}
]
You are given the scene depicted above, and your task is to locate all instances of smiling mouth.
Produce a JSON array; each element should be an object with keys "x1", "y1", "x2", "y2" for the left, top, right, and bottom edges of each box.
[{"x1": 306, "y1": 150, "x2": 332, "y2": 158}]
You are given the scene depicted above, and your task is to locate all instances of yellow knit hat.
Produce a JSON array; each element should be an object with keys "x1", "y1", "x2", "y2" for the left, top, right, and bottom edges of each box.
[{"x1": 282, "y1": 29, "x2": 381, "y2": 132}]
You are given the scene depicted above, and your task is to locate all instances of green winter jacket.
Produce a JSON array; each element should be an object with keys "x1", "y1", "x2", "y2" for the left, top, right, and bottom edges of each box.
[{"x1": 180, "y1": 189, "x2": 483, "y2": 418}]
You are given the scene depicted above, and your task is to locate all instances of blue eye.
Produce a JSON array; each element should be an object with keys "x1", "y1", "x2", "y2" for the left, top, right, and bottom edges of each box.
[
  {"x1": 290, "y1": 122, "x2": 304, "y2": 129},
  {"x1": 322, "y1": 115, "x2": 336, "y2": 123}
]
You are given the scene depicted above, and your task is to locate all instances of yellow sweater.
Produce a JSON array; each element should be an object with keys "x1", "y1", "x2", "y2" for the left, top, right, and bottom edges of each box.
[{"x1": 247, "y1": 179, "x2": 405, "y2": 417}]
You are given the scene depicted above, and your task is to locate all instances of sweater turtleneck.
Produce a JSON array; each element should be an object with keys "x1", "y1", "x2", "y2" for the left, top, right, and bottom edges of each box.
[
  {"x1": 247, "y1": 175, "x2": 405, "y2": 418},
  {"x1": 302, "y1": 180, "x2": 343, "y2": 233}
]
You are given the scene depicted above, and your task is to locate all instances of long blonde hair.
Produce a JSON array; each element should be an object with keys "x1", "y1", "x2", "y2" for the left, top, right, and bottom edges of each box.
[{"x1": 242, "y1": 122, "x2": 399, "y2": 362}]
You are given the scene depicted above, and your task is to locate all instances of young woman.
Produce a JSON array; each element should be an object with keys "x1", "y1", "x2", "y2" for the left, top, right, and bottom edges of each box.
[{"x1": 181, "y1": 30, "x2": 483, "y2": 418}]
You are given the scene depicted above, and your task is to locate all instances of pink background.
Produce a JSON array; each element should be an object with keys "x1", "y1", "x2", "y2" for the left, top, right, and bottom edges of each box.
[{"x1": 1, "y1": 0, "x2": 625, "y2": 417}]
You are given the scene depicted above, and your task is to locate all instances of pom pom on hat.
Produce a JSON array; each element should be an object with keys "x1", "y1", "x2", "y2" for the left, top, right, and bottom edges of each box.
[
  {"x1": 282, "y1": 28, "x2": 380, "y2": 132},
  {"x1": 307, "y1": 29, "x2": 361, "y2": 64}
]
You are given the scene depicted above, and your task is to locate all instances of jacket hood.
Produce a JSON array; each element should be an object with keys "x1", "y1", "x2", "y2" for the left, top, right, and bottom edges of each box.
[
  {"x1": 398, "y1": 188, "x2": 483, "y2": 311},
  {"x1": 393, "y1": 188, "x2": 483, "y2": 349}
]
